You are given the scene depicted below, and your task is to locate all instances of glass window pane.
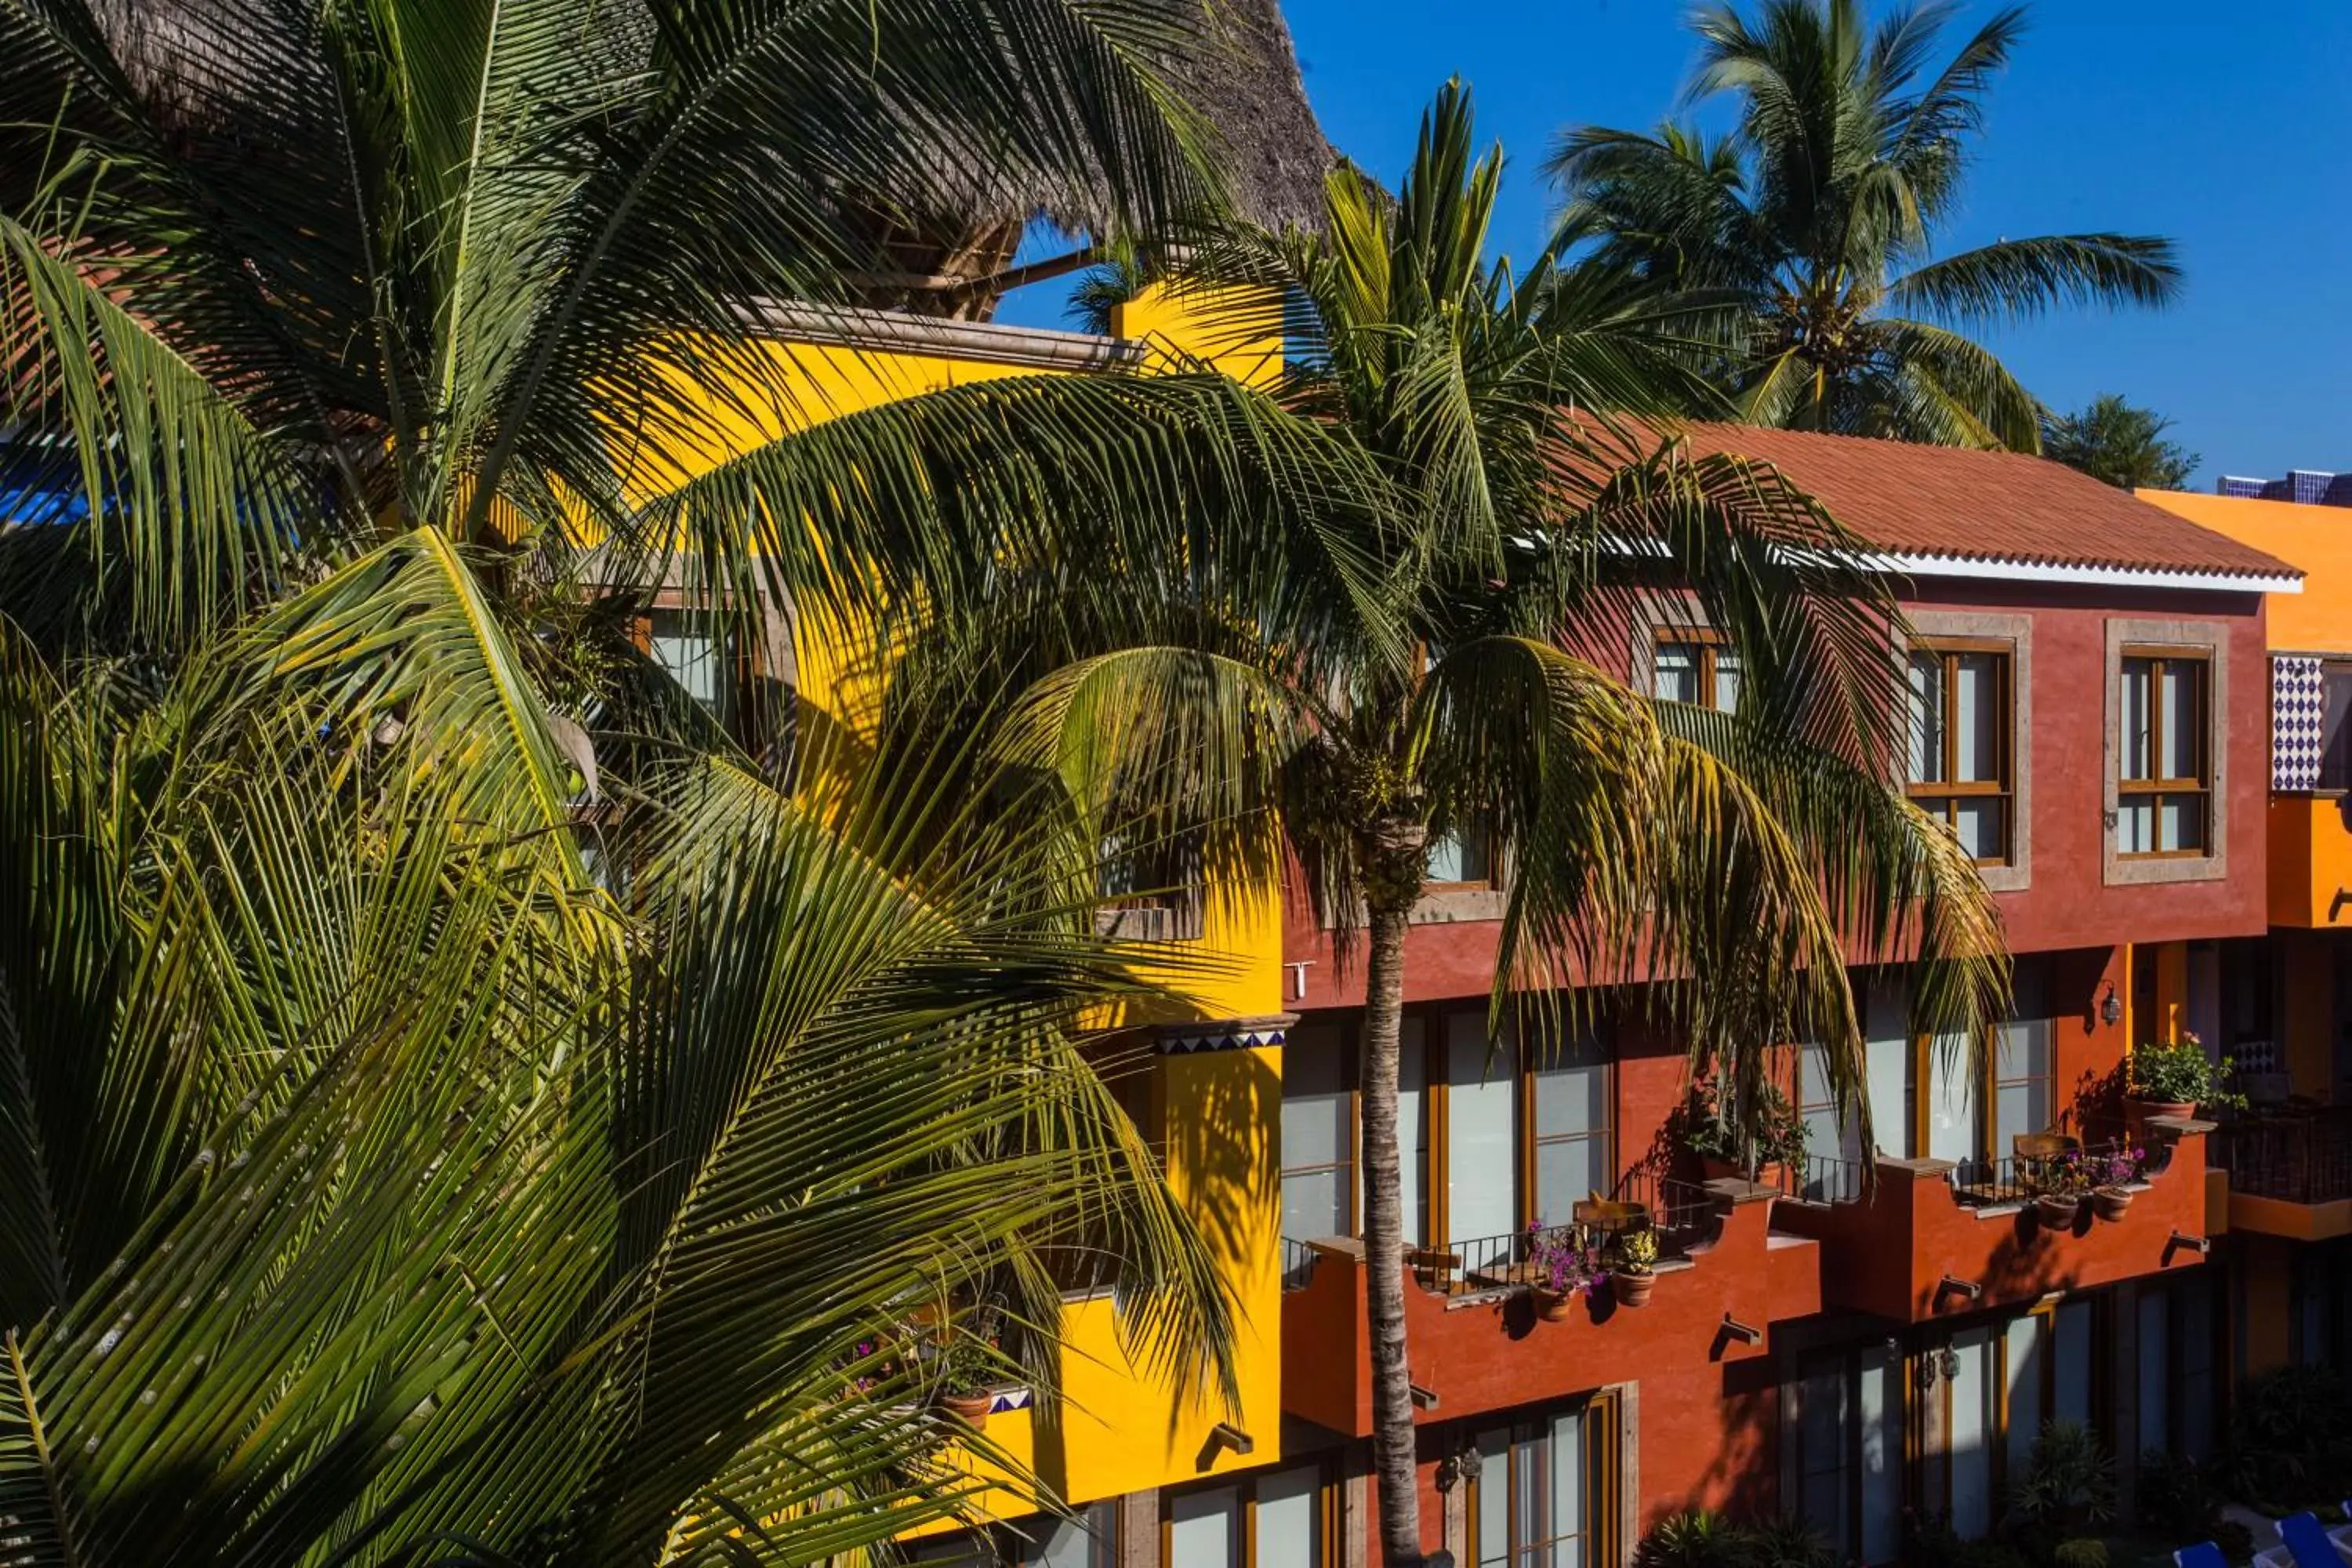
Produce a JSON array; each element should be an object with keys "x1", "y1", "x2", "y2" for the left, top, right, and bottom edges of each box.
[
  {"x1": 1280, "y1": 1029, "x2": 1348, "y2": 1171},
  {"x1": 1536, "y1": 1138, "x2": 1607, "y2": 1226},
  {"x1": 1953, "y1": 797, "x2": 2005, "y2": 862},
  {"x1": 1712, "y1": 648, "x2": 1742, "y2": 715},
  {"x1": 2121, "y1": 659, "x2": 2153, "y2": 781},
  {"x1": 1533, "y1": 1049, "x2": 1608, "y2": 1139},
  {"x1": 2005, "y1": 1315, "x2": 2044, "y2": 1474},
  {"x1": 2138, "y1": 1290, "x2": 2171, "y2": 1453},
  {"x1": 2321, "y1": 666, "x2": 2352, "y2": 790},
  {"x1": 1023, "y1": 1504, "x2": 1112, "y2": 1568},
  {"x1": 1282, "y1": 1168, "x2": 1345, "y2": 1250},
  {"x1": 906, "y1": 1529, "x2": 993, "y2": 1567},
  {"x1": 1926, "y1": 1034, "x2": 1978, "y2": 1166},
  {"x1": 2161, "y1": 662, "x2": 2201, "y2": 780},
  {"x1": 1798, "y1": 1363, "x2": 1848, "y2": 1559},
  {"x1": 1548, "y1": 1410, "x2": 1584, "y2": 1568},
  {"x1": 1955, "y1": 654, "x2": 2002, "y2": 782},
  {"x1": 1948, "y1": 1329, "x2": 1994, "y2": 1538},
  {"x1": 1448, "y1": 1013, "x2": 1519, "y2": 1244},
  {"x1": 1171, "y1": 1487, "x2": 1239, "y2": 1568},
  {"x1": 2159, "y1": 795, "x2": 2205, "y2": 854},
  {"x1": 1656, "y1": 644, "x2": 1700, "y2": 705},
  {"x1": 649, "y1": 619, "x2": 720, "y2": 708},
  {"x1": 1865, "y1": 984, "x2": 1915, "y2": 1160},
  {"x1": 1476, "y1": 1428, "x2": 1512, "y2": 1568},
  {"x1": 1399, "y1": 1018, "x2": 1428, "y2": 1247},
  {"x1": 2180, "y1": 1276, "x2": 2216, "y2": 1461},
  {"x1": 2054, "y1": 1302, "x2": 2093, "y2": 1426},
  {"x1": 1908, "y1": 653, "x2": 1946, "y2": 784},
  {"x1": 1254, "y1": 1468, "x2": 1320, "y2": 1568},
  {"x1": 2118, "y1": 799, "x2": 2154, "y2": 855},
  {"x1": 1860, "y1": 1345, "x2": 1903, "y2": 1565},
  {"x1": 1515, "y1": 1425, "x2": 1547, "y2": 1563}
]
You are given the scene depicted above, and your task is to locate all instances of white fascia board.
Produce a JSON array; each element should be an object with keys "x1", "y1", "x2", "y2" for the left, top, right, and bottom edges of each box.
[{"x1": 1860, "y1": 549, "x2": 2303, "y2": 597}]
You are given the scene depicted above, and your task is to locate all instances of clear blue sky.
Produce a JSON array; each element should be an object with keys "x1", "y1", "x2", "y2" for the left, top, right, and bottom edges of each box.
[{"x1": 1002, "y1": 1, "x2": 2352, "y2": 484}]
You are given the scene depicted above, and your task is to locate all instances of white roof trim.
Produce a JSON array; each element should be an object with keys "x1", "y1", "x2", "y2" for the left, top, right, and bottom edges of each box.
[
  {"x1": 1861, "y1": 550, "x2": 2303, "y2": 596},
  {"x1": 739, "y1": 299, "x2": 1142, "y2": 372}
]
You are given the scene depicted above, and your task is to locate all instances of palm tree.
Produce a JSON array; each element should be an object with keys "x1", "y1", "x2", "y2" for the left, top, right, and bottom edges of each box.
[
  {"x1": 1548, "y1": 0, "x2": 2183, "y2": 451},
  {"x1": 2042, "y1": 393, "x2": 2201, "y2": 490},
  {"x1": 0, "y1": 0, "x2": 1352, "y2": 1556},
  {"x1": 895, "y1": 84, "x2": 2009, "y2": 1566},
  {"x1": 0, "y1": 614, "x2": 1232, "y2": 1565}
]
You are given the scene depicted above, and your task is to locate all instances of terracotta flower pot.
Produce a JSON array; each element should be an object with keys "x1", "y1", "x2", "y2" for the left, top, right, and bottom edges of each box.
[
  {"x1": 937, "y1": 1391, "x2": 993, "y2": 1429},
  {"x1": 2092, "y1": 1186, "x2": 2135, "y2": 1221},
  {"x1": 1531, "y1": 1286, "x2": 1577, "y2": 1323},
  {"x1": 2034, "y1": 1193, "x2": 2082, "y2": 1230},
  {"x1": 1700, "y1": 1157, "x2": 1784, "y2": 1188},
  {"x1": 1613, "y1": 1271, "x2": 1657, "y2": 1308},
  {"x1": 2132, "y1": 1097, "x2": 2197, "y2": 1122}
]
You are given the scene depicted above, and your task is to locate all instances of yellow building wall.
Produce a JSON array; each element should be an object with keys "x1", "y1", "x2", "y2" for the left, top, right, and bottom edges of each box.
[{"x1": 631, "y1": 292, "x2": 1292, "y2": 1528}]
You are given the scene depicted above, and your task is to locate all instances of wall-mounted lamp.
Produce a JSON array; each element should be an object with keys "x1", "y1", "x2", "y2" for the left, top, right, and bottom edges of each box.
[
  {"x1": 1720, "y1": 1312, "x2": 1763, "y2": 1346},
  {"x1": 1936, "y1": 1274, "x2": 1984, "y2": 1305},
  {"x1": 2099, "y1": 982, "x2": 2123, "y2": 1027},
  {"x1": 1207, "y1": 1422, "x2": 1254, "y2": 1457},
  {"x1": 1410, "y1": 1383, "x2": 1441, "y2": 1411},
  {"x1": 2166, "y1": 1230, "x2": 2212, "y2": 1258}
]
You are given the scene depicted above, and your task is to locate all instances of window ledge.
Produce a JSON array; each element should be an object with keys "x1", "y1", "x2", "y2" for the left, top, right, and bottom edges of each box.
[{"x1": 1408, "y1": 887, "x2": 1508, "y2": 924}]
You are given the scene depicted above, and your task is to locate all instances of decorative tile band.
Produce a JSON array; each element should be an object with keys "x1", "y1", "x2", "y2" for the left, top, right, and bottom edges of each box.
[
  {"x1": 2274, "y1": 654, "x2": 2324, "y2": 793},
  {"x1": 1152, "y1": 1013, "x2": 1300, "y2": 1054}
]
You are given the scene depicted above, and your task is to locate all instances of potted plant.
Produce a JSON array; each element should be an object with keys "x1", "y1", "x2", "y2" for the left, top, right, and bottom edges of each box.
[
  {"x1": 927, "y1": 1301, "x2": 1003, "y2": 1431},
  {"x1": 1612, "y1": 1229, "x2": 1661, "y2": 1308},
  {"x1": 2090, "y1": 1145, "x2": 2146, "y2": 1220},
  {"x1": 2030, "y1": 1151, "x2": 2089, "y2": 1230},
  {"x1": 2127, "y1": 1034, "x2": 2246, "y2": 1120},
  {"x1": 1526, "y1": 1222, "x2": 1606, "y2": 1323},
  {"x1": 1674, "y1": 1080, "x2": 1808, "y2": 1187}
]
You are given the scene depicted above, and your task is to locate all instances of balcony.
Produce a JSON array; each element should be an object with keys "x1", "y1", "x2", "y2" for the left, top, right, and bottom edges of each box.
[
  {"x1": 1767, "y1": 1124, "x2": 2212, "y2": 1322},
  {"x1": 1279, "y1": 1176, "x2": 1805, "y2": 1436},
  {"x1": 2213, "y1": 1109, "x2": 2352, "y2": 1240},
  {"x1": 2267, "y1": 793, "x2": 2352, "y2": 928}
]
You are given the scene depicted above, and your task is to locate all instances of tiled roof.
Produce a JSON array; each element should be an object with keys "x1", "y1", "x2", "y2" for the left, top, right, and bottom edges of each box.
[{"x1": 1655, "y1": 421, "x2": 2302, "y2": 583}]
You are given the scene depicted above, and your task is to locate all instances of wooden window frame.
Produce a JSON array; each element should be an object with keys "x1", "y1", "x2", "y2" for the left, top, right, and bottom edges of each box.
[
  {"x1": 1789, "y1": 1341, "x2": 1910, "y2": 1565},
  {"x1": 2116, "y1": 646, "x2": 2212, "y2": 861},
  {"x1": 1652, "y1": 627, "x2": 1740, "y2": 715},
  {"x1": 1904, "y1": 639, "x2": 2015, "y2": 868},
  {"x1": 1521, "y1": 1026, "x2": 1616, "y2": 1235},
  {"x1": 1465, "y1": 1392, "x2": 1620, "y2": 1568},
  {"x1": 1160, "y1": 1458, "x2": 1337, "y2": 1568}
]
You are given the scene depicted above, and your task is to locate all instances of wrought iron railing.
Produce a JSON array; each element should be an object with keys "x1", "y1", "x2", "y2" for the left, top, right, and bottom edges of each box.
[
  {"x1": 2215, "y1": 1110, "x2": 2352, "y2": 1205},
  {"x1": 1944, "y1": 1140, "x2": 2142, "y2": 1209},
  {"x1": 1785, "y1": 1152, "x2": 1868, "y2": 1206},
  {"x1": 1420, "y1": 1171, "x2": 1720, "y2": 1298},
  {"x1": 1280, "y1": 1236, "x2": 1322, "y2": 1291}
]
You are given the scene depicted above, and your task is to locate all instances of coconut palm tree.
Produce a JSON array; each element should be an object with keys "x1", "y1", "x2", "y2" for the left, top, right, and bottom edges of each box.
[
  {"x1": 0, "y1": 0, "x2": 1357, "y2": 1557},
  {"x1": 2042, "y1": 393, "x2": 2200, "y2": 491},
  {"x1": 1548, "y1": 0, "x2": 2183, "y2": 451},
  {"x1": 887, "y1": 83, "x2": 2009, "y2": 1566},
  {"x1": 0, "y1": 609, "x2": 1236, "y2": 1565}
]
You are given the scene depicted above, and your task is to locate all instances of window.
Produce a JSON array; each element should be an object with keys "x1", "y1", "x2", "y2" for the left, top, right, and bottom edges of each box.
[
  {"x1": 1784, "y1": 1343, "x2": 1903, "y2": 1565},
  {"x1": 2118, "y1": 650, "x2": 2210, "y2": 856},
  {"x1": 1654, "y1": 633, "x2": 1740, "y2": 713},
  {"x1": 1163, "y1": 1467, "x2": 1330, "y2": 1568},
  {"x1": 910, "y1": 1501, "x2": 1115, "y2": 1566},
  {"x1": 1992, "y1": 961, "x2": 2053, "y2": 1156},
  {"x1": 2319, "y1": 661, "x2": 2352, "y2": 791},
  {"x1": 1797, "y1": 1042, "x2": 1867, "y2": 1200},
  {"x1": 1907, "y1": 644, "x2": 2013, "y2": 865},
  {"x1": 1908, "y1": 956, "x2": 2054, "y2": 1167},
  {"x1": 1915, "y1": 1302, "x2": 2107, "y2": 1548},
  {"x1": 1426, "y1": 822, "x2": 1495, "y2": 887},
  {"x1": 1446, "y1": 1007, "x2": 1522, "y2": 1246},
  {"x1": 1280, "y1": 1025, "x2": 1354, "y2": 1267},
  {"x1": 1472, "y1": 1402, "x2": 1611, "y2": 1568},
  {"x1": 1530, "y1": 1030, "x2": 1611, "y2": 1225},
  {"x1": 646, "y1": 608, "x2": 726, "y2": 710}
]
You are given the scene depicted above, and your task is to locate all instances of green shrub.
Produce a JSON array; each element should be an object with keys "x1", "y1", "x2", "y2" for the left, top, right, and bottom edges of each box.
[
  {"x1": 1743, "y1": 1515, "x2": 1832, "y2": 1568},
  {"x1": 2052, "y1": 1541, "x2": 2108, "y2": 1568},
  {"x1": 2214, "y1": 1364, "x2": 2352, "y2": 1511},
  {"x1": 2134, "y1": 1446, "x2": 2219, "y2": 1543},
  {"x1": 2011, "y1": 1421, "x2": 2118, "y2": 1535},
  {"x1": 2127, "y1": 1037, "x2": 2246, "y2": 1110},
  {"x1": 1635, "y1": 1508, "x2": 1751, "y2": 1568}
]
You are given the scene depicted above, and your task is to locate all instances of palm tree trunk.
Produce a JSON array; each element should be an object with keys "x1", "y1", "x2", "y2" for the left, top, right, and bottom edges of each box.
[{"x1": 1359, "y1": 820, "x2": 1427, "y2": 1568}]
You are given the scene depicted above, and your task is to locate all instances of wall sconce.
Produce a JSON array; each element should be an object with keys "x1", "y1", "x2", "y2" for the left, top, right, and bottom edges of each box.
[
  {"x1": 1435, "y1": 1436, "x2": 1483, "y2": 1494},
  {"x1": 1720, "y1": 1312, "x2": 1764, "y2": 1346},
  {"x1": 2099, "y1": 982, "x2": 2123, "y2": 1027},
  {"x1": 1410, "y1": 1383, "x2": 1441, "y2": 1411},
  {"x1": 1207, "y1": 1422, "x2": 1254, "y2": 1457},
  {"x1": 1936, "y1": 1274, "x2": 1984, "y2": 1307},
  {"x1": 2167, "y1": 1230, "x2": 2212, "y2": 1258}
]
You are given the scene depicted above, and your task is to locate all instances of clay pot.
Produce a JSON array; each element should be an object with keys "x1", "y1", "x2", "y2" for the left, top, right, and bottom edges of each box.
[
  {"x1": 2092, "y1": 1187, "x2": 2135, "y2": 1221},
  {"x1": 1613, "y1": 1272, "x2": 1657, "y2": 1308},
  {"x1": 1531, "y1": 1287, "x2": 1577, "y2": 1323},
  {"x1": 2034, "y1": 1193, "x2": 2082, "y2": 1230},
  {"x1": 937, "y1": 1391, "x2": 993, "y2": 1429},
  {"x1": 1700, "y1": 1157, "x2": 1784, "y2": 1189},
  {"x1": 2132, "y1": 1098, "x2": 2197, "y2": 1123}
]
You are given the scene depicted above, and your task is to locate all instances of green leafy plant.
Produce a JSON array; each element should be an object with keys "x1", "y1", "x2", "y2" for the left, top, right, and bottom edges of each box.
[
  {"x1": 2043, "y1": 394, "x2": 2201, "y2": 491},
  {"x1": 1743, "y1": 1514, "x2": 1833, "y2": 1568},
  {"x1": 1673, "y1": 1079, "x2": 1809, "y2": 1177},
  {"x1": 2213, "y1": 1364, "x2": 2352, "y2": 1512},
  {"x1": 2010, "y1": 1420, "x2": 2118, "y2": 1534},
  {"x1": 2129, "y1": 1036, "x2": 2247, "y2": 1111},
  {"x1": 2051, "y1": 1541, "x2": 2108, "y2": 1568},
  {"x1": 2135, "y1": 1446, "x2": 2222, "y2": 1544},
  {"x1": 1635, "y1": 1508, "x2": 1753, "y2": 1568}
]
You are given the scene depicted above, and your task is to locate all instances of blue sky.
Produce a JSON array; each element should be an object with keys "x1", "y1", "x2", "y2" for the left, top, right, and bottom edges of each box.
[{"x1": 1003, "y1": 1, "x2": 2352, "y2": 484}]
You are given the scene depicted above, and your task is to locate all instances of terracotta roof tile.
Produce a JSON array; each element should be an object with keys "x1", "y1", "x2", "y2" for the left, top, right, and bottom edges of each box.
[{"x1": 1656, "y1": 421, "x2": 2301, "y2": 583}]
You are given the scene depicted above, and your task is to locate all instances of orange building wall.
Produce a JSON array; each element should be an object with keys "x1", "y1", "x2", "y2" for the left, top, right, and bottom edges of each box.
[{"x1": 2136, "y1": 490, "x2": 2339, "y2": 652}]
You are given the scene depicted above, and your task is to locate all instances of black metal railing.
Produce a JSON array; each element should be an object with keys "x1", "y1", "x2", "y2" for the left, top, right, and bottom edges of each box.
[
  {"x1": 1425, "y1": 1171, "x2": 1721, "y2": 1298},
  {"x1": 1280, "y1": 1236, "x2": 1323, "y2": 1291},
  {"x1": 1945, "y1": 1141, "x2": 2142, "y2": 1210},
  {"x1": 1785, "y1": 1152, "x2": 1869, "y2": 1206},
  {"x1": 2216, "y1": 1109, "x2": 2352, "y2": 1205}
]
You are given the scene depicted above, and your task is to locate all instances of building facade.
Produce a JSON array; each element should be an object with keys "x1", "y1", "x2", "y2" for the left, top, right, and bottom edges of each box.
[{"x1": 659, "y1": 299, "x2": 2317, "y2": 1565}]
